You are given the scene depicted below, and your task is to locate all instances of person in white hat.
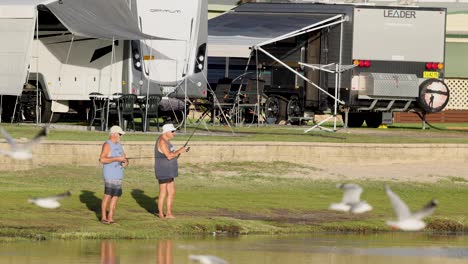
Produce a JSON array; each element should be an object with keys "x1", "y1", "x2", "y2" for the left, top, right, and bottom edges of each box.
[
  {"x1": 99, "y1": 125, "x2": 128, "y2": 224},
  {"x1": 154, "y1": 123, "x2": 188, "y2": 219}
]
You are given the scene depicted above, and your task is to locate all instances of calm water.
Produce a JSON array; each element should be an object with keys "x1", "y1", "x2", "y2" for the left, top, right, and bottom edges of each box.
[{"x1": 0, "y1": 233, "x2": 467, "y2": 264}]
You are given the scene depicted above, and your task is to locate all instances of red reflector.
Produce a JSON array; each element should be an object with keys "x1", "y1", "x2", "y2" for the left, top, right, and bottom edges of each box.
[
  {"x1": 426, "y1": 63, "x2": 432, "y2": 70},
  {"x1": 359, "y1": 60, "x2": 365, "y2": 67},
  {"x1": 431, "y1": 63, "x2": 438, "y2": 70},
  {"x1": 364, "y1": 60, "x2": 371, "y2": 67}
]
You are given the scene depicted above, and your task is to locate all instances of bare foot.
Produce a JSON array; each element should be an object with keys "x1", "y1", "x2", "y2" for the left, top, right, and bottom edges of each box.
[
  {"x1": 101, "y1": 219, "x2": 109, "y2": 224},
  {"x1": 158, "y1": 214, "x2": 165, "y2": 219},
  {"x1": 165, "y1": 215, "x2": 175, "y2": 219}
]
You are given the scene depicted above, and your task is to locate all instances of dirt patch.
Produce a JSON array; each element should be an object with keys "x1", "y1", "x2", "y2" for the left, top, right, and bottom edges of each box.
[
  {"x1": 187, "y1": 160, "x2": 468, "y2": 183},
  {"x1": 184, "y1": 208, "x2": 369, "y2": 225},
  {"x1": 316, "y1": 160, "x2": 468, "y2": 183}
]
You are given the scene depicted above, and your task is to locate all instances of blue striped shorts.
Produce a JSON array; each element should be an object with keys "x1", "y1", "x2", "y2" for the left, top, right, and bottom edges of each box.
[{"x1": 104, "y1": 179, "x2": 122, "y2": 197}]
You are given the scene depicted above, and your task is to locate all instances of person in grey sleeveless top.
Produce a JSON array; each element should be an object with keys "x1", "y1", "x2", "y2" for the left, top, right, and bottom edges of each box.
[
  {"x1": 155, "y1": 123, "x2": 188, "y2": 219},
  {"x1": 99, "y1": 125, "x2": 128, "y2": 224}
]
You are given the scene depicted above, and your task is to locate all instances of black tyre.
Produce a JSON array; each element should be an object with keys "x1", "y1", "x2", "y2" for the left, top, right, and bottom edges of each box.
[
  {"x1": 264, "y1": 96, "x2": 280, "y2": 124},
  {"x1": 365, "y1": 112, "x2": 382, "y2": 128},
  {"x1": 287, "y1": 96, "x2": 302, "y2": 125},
  {"x1": 343, "y1": 112, "x2": 365, "y2": 128},
  {"x1": 41, "y1": 96, "x2": 61, "y2": 123}
]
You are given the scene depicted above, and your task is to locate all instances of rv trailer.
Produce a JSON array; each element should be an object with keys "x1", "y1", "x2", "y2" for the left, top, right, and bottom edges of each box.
[
  {"x1": 0, "y1": 0, "x2": 208, "y2": 124},
  {"x1": 208, "y1": 2, "x2": 449, "y2": 127}
]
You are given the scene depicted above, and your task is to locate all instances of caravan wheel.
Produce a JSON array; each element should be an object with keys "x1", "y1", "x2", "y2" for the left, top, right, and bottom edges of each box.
[
  {"x1": 264, "y1": 95, "x2": 288, "y2": 124},
  {"x1": 287, "y1": 96, "x2": 302, "y2": 125},
  {"x1": 365, "y1": 112, "x2": 382, "y2": 128},
  {"x1": 16, "y1": 89, "x2": 60, "y2": 123},
  {"x1": 342, "y1": 112, "x2": 365, "y2": 128},
  {"x1": 41, "y1": 96, "x2": 61, "y2": 123},
  {"x1": 264, "y1": 96, "x2": 280, "y2": 124}
]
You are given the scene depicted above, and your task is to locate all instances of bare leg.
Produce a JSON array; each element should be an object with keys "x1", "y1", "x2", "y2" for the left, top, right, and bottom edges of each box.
[
  {"x1": 107, "y1": 196, "x2": 119, "y2": 222},
  {"x1": 157, "y1": 240, "x2": 165, "y2": 264},
  {"x1": 101, "y1": 194, "x2": 111, "y2": 222},
  {"x1": 166, "y1": 240, "x2": 173, "y2": 263},
  {"x1": 166, "y1": 181, "x2": 176, "y2": 219},
  {"x1": 158, "y1": 183, "x2": 167, "y2": 218}
]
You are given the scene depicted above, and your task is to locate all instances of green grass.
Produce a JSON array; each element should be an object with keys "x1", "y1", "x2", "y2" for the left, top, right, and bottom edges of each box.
[
  {"x1": 2, "y1": 122, "x2": 468, "y2": 144},
  {"x1": 0, "y1": 162, "x2": 467, "y2": 241}
]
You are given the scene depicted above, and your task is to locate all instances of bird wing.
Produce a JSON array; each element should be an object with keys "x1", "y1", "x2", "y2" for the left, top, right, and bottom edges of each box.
[
  {"x1": 385, "y1": 185, "x2": 411, "y2": 221},
  {"x1": 412, "y1": 199, "x2": 437, "y2": 220},
  {"x1": 47, "y1": 191, "x2": 71, "y2": 200},
  {"x1": 189, "y1": 255, "x2": 229, "y2": 264},
  {"x1": 0, "y1": 127, "x2": 17, "y2": 148},
  {"x1": 0, "y1": 148, "x2": 12, "y2": 156},
  {"x1": 340, "y1": 183, "x2": 363, "y2": 204},
  {"x1": 23, "y1": 127, "x2": 48, "y2": 150}
]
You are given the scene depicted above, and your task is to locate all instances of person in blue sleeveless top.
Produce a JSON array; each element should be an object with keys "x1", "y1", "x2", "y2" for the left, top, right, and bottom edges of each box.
[
  {"x1": 99, "y1": 125, "x2": 128, "y2": 224},
  {"x1": 155, "y1": 123, "x2": 188, "y2": 219}
]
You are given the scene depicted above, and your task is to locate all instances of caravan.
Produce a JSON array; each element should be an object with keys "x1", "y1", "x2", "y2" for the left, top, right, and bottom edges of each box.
[
  {"x1": 0, "y1": 0, "x2": 207, "y2": 124},
  {"x1": 208, "y1": 2, "x2": 449, "y2": 128}
]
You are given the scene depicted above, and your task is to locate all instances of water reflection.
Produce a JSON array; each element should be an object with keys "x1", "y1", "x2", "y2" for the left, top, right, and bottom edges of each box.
[
  {"x1": 0, "y1": 234, "x2": 467, "y2": 263},
  {"x1": 157, "y1": 240, "x2": 173, "y2": 264},
  {"x1": 101, "y1": 240, "x2": 119, "y2": 264}
]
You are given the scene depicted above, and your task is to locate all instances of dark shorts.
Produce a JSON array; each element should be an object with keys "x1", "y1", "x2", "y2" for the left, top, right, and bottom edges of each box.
[
  {"x1": 104, "y1": 179, "x2": 122, "y2": 197},
  {"x1": 158, "y1": 178, "x2": 174, "y2": 184}
]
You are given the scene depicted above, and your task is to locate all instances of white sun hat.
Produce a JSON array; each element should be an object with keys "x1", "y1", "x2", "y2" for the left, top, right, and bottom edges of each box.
[
  {"x1": 162, "y1": 124, "x2": 177, "y2": 134},
  {"x1": 109, "y1": 125, "x2": 126, "y2": 135}
]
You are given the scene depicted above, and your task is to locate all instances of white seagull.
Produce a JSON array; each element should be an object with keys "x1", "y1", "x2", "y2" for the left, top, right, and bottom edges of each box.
[
  {"x1": 385, "y1": 185, "x2": 438, "y2": 231},
  {"x1": 329, "y1": 183, "x2": 373, "y2": 214},
  {"x1": 189, "y1": 255, "x2": 229, "y2": 264},
  {"x1": 28, "y1": 191, "x2": 71, "y2": 209},
  {"x1": 0, "y1": 127, "x2": 48, "y2": 160}
]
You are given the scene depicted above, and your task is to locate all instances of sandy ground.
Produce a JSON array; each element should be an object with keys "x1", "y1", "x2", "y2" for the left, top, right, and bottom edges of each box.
[
  {"x1": 315, "y1": 160, "x2": 468, "y2": 183},
  {"x1": 198, "y1": 160, "x2": 468, "y2": 183}
]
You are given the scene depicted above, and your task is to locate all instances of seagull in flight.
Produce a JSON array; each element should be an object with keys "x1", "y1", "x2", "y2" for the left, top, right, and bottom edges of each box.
[
  {"x1": 329, "y1": 183, "x2": 373, "y2": 214},
  {"x1": 385, "y1": 185, "x2": 438, "y2": 231},
  {"x1": 189, "y1": 255, "x2": 229, "y2": 264},
  {"x1": 0, "y1": 127, "x2": 48, "y2": 160},
  {"x1": 28, "y1": 191, "x2": 71, "y2": 209}
]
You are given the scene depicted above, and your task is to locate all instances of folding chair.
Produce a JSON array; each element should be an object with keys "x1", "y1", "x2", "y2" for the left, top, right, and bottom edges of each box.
[
  {"x1": 88, "y1": 92, "x2": 107, "y2": 131},
  {"x1": 140, "y1": 95, "x2": 161, "y2": 132},
  {"x1": 117, "y1": 94, "x2": 137, "y2": 131}
]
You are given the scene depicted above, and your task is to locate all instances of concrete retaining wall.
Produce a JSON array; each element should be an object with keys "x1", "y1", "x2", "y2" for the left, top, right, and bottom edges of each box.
[{"x1": 1, "y1": 141, "x2": 468, "y2": 171}]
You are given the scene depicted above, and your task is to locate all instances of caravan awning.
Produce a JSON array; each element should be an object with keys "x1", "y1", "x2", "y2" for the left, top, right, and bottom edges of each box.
[
  {"x1": 208, "y1": 12, "x2": 339, "y2": 58},
  {"x1": 2, "y1": 0, "x2": 179, "y2": 40}
]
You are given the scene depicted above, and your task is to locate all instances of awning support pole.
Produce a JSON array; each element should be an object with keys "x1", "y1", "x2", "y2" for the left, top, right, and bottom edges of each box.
[
  {"x1": 304, "y1": 18, "x2": 349, "y2": 133},
  {"x1": 106, "y1": 37, "x2": 116, "y2": 131},
  {"x1": 255, "y1": 46, "x2": 344, "y2": 104}
]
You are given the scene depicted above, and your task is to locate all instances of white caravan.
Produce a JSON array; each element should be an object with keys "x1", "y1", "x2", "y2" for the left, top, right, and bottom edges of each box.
[
  {"x1": 0, "y1": 0, "x2": 208, "y2": 123},
  {"x1": 208, "y1": 2, "x2": 448, "y2": 127}
]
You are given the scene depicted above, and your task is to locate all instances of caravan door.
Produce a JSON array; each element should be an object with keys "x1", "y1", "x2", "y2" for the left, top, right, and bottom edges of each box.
[{"x1": 0, "y1": 4, "x2": 36, "y2": 96}]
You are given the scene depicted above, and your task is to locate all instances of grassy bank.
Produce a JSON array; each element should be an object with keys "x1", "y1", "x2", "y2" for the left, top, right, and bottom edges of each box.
[
  {"x1": 0, "y1": 162, "x2": 467, "y2": 241},
  {"x1": 1, "y1": 122, "x2": 468, "y2": 143}
]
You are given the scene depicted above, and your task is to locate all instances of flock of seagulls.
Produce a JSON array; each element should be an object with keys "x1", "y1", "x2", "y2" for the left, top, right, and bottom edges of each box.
[{"x1": 329, "y1": 183, "x2": 438, "y2": 231}]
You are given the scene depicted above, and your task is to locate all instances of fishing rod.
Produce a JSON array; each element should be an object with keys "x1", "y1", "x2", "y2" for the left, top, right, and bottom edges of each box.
[
  {"x1": 182, "y1": 124, "x2": 198, "y2": 151},
  {"x1": 127, "y1": 120, "x2": 204, "y2": 159},
  {"x1": 126, "y1": 157, "x2": 154, "y2": 160}
]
